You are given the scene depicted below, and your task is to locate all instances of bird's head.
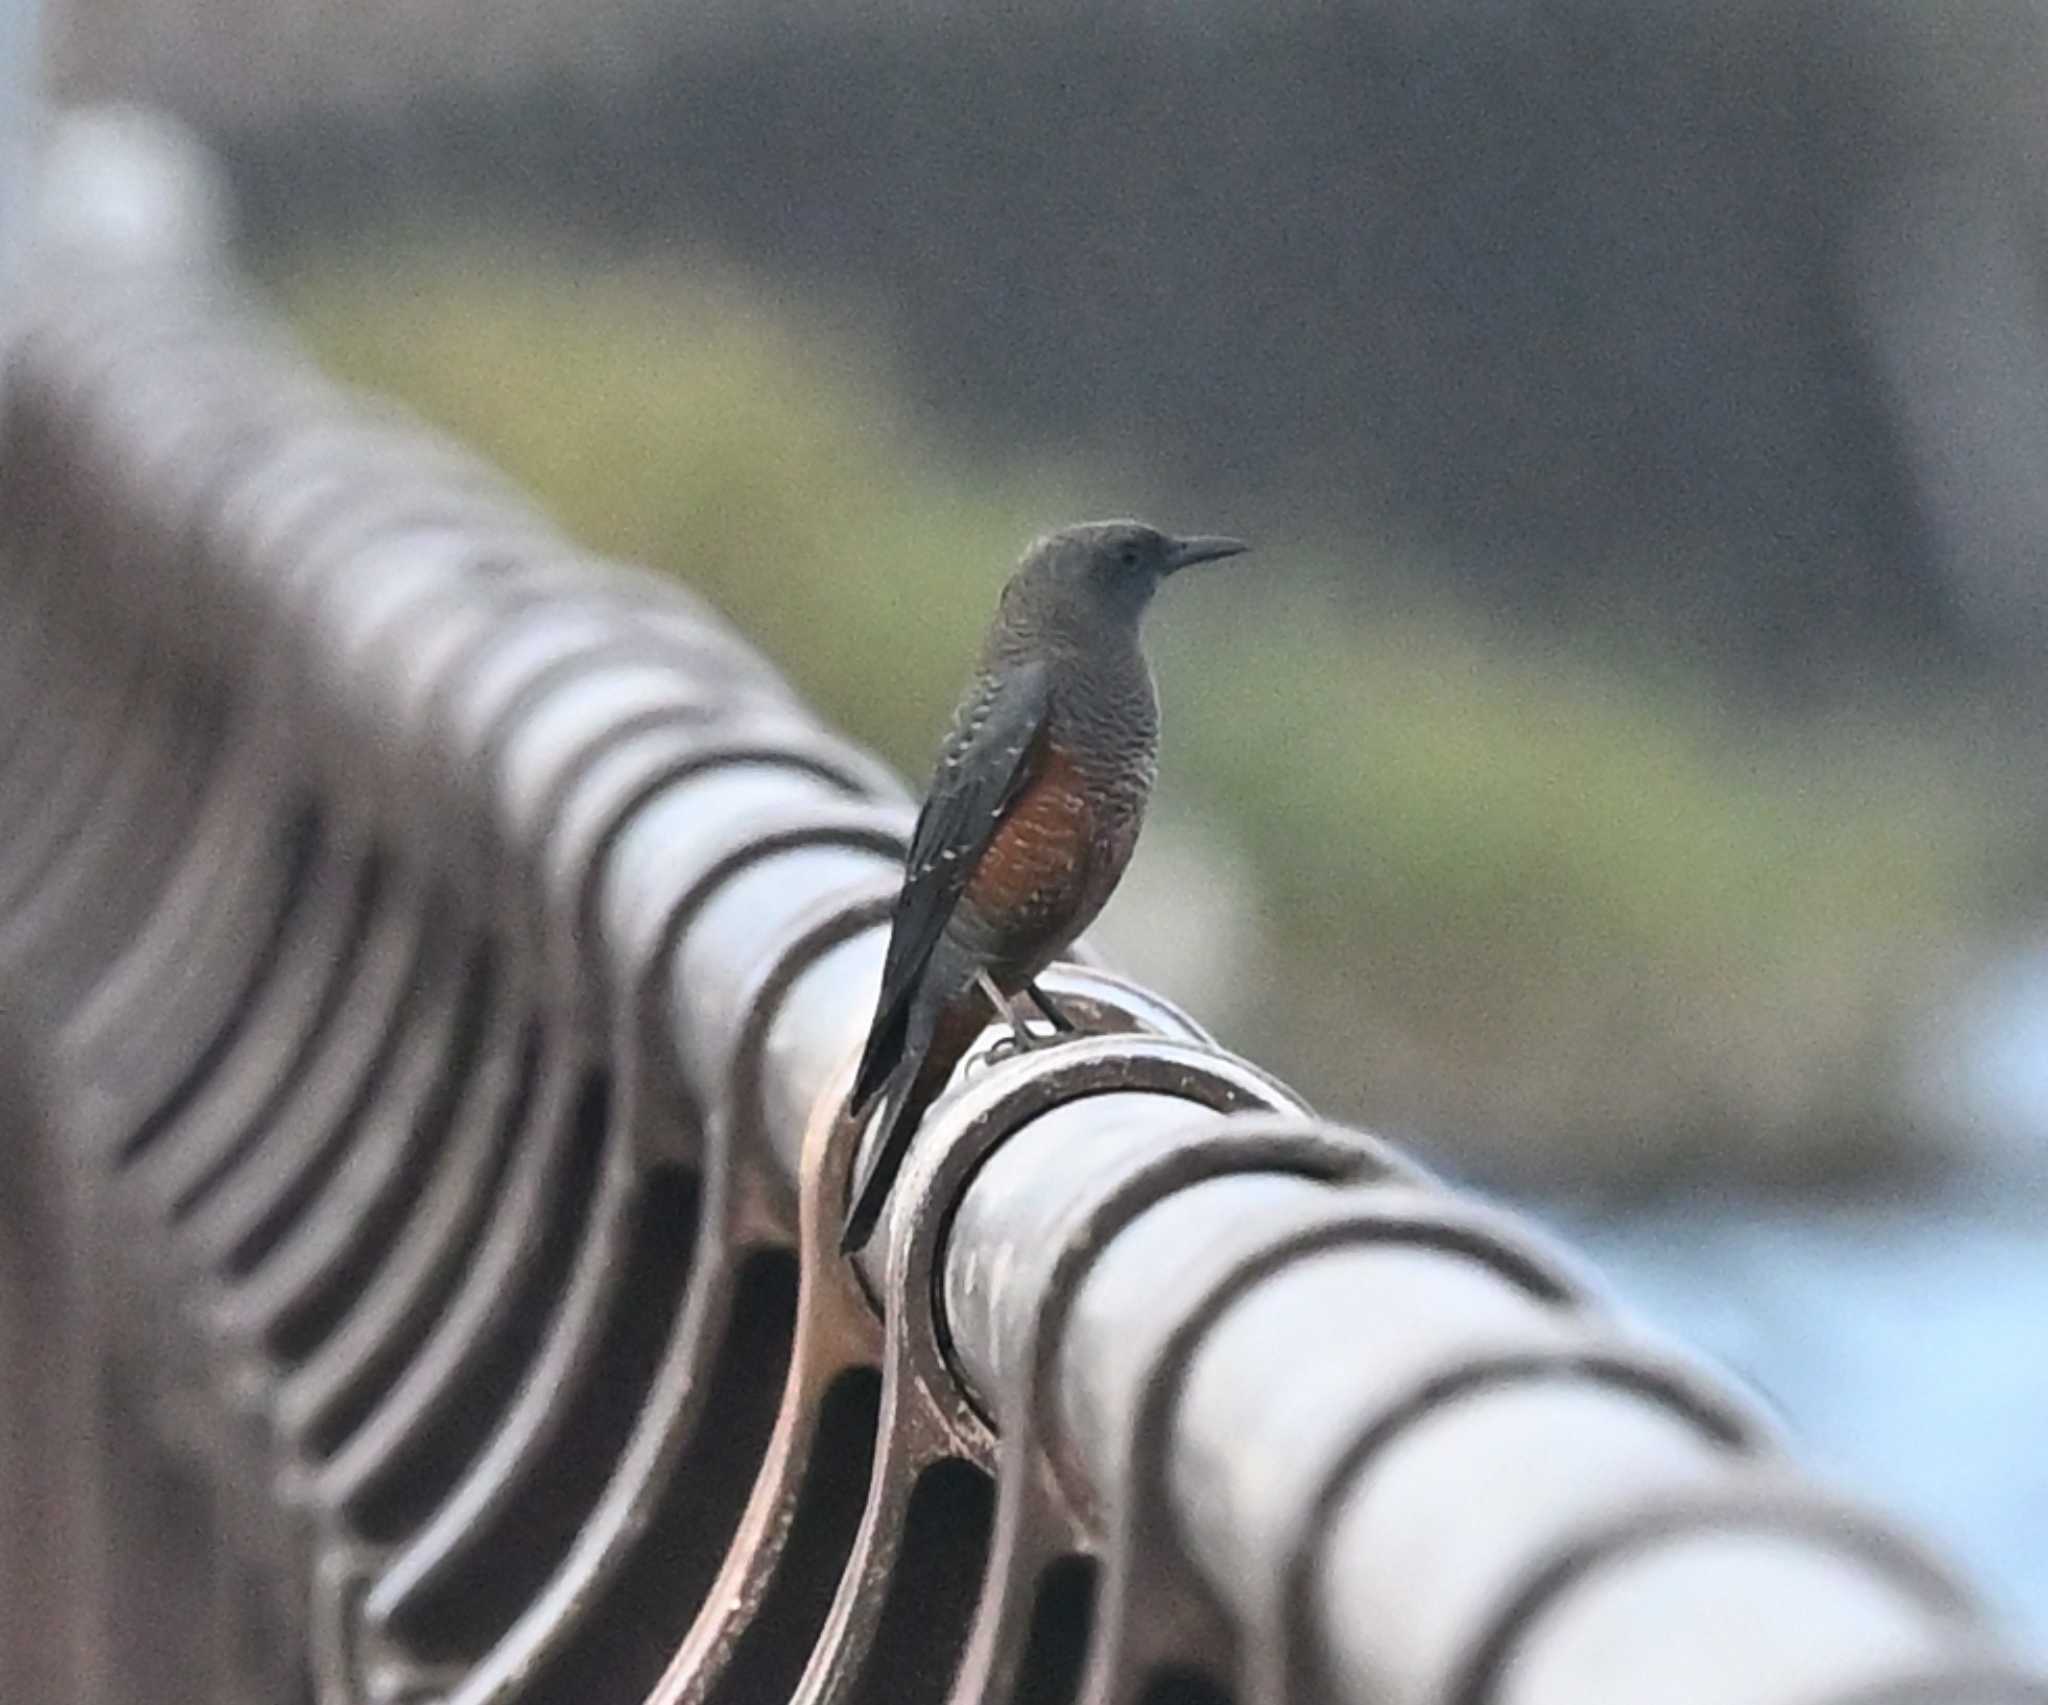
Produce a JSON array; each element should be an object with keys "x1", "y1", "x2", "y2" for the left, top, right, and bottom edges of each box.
[{"x1": 1011, "y1": 519, "x2": 1249, "y2": 625}]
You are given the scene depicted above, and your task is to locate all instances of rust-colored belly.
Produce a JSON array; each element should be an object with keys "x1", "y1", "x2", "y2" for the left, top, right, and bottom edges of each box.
[{"x1": 961, "y1": 743, "x2": 1133, "y2": 974}]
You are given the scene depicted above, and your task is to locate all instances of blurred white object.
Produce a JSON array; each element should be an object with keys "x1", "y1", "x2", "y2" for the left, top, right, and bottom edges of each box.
[
  {"x1": 32, "y1": 103, "x2": 230, "y2": 266},
  {"x1": 1915, "y1": 934, "x2": 2048, "y2": 1168},
  {"x1": 1089, "y1": 806, "x2": 1270, "y2": 1039}
]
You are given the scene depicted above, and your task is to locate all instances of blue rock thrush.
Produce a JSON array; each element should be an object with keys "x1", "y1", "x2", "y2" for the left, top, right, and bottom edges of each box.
[{"x1": 840, "y1": 520, "x2": 1248, "y2": 1253}]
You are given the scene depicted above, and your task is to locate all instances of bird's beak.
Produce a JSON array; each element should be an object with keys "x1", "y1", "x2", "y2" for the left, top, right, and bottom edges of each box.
[{"x1": 1163, "y1": 534, "x2": 1250, "y2": 573}]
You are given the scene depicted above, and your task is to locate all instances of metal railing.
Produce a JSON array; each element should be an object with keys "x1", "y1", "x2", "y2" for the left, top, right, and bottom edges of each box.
[{"x1": 1, "y1": 153, "x2": 2044, "y2": 1705}]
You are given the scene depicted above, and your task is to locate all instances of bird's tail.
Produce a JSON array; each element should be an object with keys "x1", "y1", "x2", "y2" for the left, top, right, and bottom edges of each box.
[
  {"x1": 839, "y1": 998, "x2": 982, "y2": 1254},
  {"x1": 847, "y1": 1000, "x2": 907, "y2": 1118}
]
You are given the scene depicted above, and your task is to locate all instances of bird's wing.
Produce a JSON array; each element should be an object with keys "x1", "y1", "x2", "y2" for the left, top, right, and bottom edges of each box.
[{"x1": 850, "y1": 658, "x2": 1052, "y2": 1111}]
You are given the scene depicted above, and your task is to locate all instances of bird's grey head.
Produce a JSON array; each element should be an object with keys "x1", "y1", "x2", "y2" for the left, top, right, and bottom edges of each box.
[{"x1": 1006, "y1": 520, "x2": 1248, "y2": 629}]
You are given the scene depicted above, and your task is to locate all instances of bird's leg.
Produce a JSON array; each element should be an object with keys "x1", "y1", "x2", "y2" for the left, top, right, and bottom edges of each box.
[
  {"x1": 976, "y1": 969, "x2": 1046, "y2": 1060},
  {"x1": 1025, "y1": 981, "x2": 1080, "y2": 1034}
]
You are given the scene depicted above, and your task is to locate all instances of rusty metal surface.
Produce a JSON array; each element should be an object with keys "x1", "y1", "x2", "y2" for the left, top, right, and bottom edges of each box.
[{"x1": 0, "y1": 226, "x2": 2044, "y2": 1705}]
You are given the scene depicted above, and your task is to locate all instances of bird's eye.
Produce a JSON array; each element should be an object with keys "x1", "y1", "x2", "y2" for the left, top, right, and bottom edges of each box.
[{"x1": 1119, "y1": 545, "x2": 1141, "y2": 568}]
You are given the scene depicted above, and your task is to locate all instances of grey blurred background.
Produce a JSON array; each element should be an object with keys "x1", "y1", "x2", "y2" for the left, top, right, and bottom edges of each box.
[{"x1": 18, "y1": 0, "x2": 2048, "y2": 1650}]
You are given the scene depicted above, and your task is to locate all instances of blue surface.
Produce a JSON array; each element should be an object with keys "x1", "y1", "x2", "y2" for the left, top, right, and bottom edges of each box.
[{"x1": 1539, "y1": 1188, "x2": 2048, "y2": 1655}]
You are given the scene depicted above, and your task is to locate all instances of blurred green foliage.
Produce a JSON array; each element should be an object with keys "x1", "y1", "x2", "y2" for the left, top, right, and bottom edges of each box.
[{"x1": 276, "y1": 240, "x2": 2012, "y2": 1188}]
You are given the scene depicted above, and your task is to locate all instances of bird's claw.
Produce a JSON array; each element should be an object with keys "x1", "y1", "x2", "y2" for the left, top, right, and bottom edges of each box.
[{"x1": 983, "y1": 1026, "x2": 1053, "y2": 1066}]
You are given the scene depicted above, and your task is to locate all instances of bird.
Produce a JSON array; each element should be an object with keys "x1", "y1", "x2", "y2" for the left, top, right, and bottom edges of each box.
[{"x1": 839, "y1": 520, "x2": 1248, "y2": 1253}]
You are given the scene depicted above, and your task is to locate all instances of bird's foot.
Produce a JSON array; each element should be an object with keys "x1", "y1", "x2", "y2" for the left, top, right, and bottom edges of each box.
[
  {"x1": 977, "y1": 970, "x2": 1072, "y2": 1064},
  {"x1": 983, "y1": 1030, "x2": 1043, "y2": 1066},
  {"x1": 1026, "y1": 981, "x2": 1080, "y2": 1034}
]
